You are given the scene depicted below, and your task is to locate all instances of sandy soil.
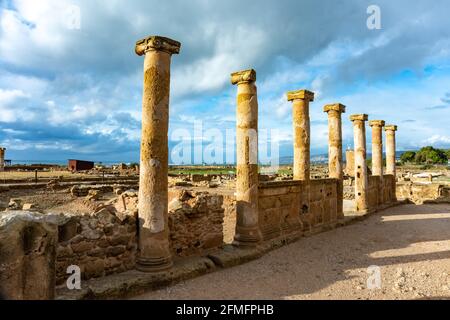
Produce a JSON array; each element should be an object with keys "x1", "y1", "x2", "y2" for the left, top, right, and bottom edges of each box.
[{"x1": 134, "y1": 203, "x2": 450, "y2": 300}]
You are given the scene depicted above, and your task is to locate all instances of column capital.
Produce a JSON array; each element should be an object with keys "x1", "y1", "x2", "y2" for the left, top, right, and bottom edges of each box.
[
  {"x1": 369, "y1": 120, "x2": 385, "y2": 127},
  {"x1": 350, "y1": 114, "x2": 368, "y2": 122},
  {"x1": 230, "y1": 69, "x2": 256, "y2": 85},
  {"x1": 324, "y1": 103, "x2": 345, "y2": 113},
  {"x1": 287, "y1": 89, "x2": 314, "y2": 102},
  {"x1": 385, "y1": 124, "x2": 397, "y2": 131},
  {"x1": 135, "y1": 35, "x2": 181, "y2": 56}
]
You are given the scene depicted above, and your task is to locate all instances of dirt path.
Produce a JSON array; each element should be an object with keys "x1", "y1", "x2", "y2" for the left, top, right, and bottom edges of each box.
[{"x1": 134, "y1": 204, "x2": 450, "y2": 300}]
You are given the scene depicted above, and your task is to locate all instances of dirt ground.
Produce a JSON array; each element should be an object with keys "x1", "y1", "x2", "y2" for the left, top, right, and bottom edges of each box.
[{"x1": 134, "y1": 203, "x2": 450, "y2": 300}]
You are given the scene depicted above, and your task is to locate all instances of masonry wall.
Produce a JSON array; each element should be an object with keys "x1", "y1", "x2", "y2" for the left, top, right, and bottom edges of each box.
[
  {"x1": 55, "y1": 210, "x2": 137, "y2": 285},
  {"x1": 54, "y1": 190, "x2": 225, "y2": 284},
  {"x1": 258, "y1": 178, "x2": 339, "y2": 240},
  {"x1": 310, "y1": 179, "x2": 338, "y2": 227},
  {"x1": 168, "y1": 191, "x2": 224, "y2": 257},
  {"x1": 397, "y1": 183, "x2": 450, "y2": 204},
  {"x1": 384, "y1": 174, "x2": 395, "y2": 204},
  {"x1": 368, "y1": 175, "x2": 380, "y2": 209},
  {"x1": 258, "y1": 180, "x2": 303, "y2": 240}
]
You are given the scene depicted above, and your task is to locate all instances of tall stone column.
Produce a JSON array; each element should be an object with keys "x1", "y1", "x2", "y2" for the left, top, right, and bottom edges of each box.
[
  {"x1": 135, "y1": 36, "x2": 180, "y2": 271},
  {"x1": 385, "y1": 125, "x2": 398, "y2": 202},
  {"x1": 287, "y1": 90, "x2": 314, "y2": 181},
  {"x1": 324, "y1": 104, "x2": 346, "y2": 219},
  {"x1": 287, "y1": 90, "x2": 314, "y2": 228},
  {"x1": 369, "y1": 120, "x2": 385, "y2": 205},
  {"x1": 231, "y1": 69, "x2": 262, "y2": 246},
  {"x1": 350, "y1": 114, "x2": 369, "y2": 213},
  {"x1": 0, "y1": 147, "x2": 5, "y2": 172}
]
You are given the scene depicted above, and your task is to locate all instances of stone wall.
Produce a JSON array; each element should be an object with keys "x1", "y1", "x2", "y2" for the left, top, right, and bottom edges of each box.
[
  {"x1": 52, "y1": 190, "x2": 225, "y2": 284},
  {"x1": 54, "y1": 209, "x2": 137, "y2": 284},
  {"x1": 310, "y1": 179, "x2": 338, "y2": 227},
  {"x1": 397, "y1": 183, "x2": 450, "y2": 204},
  {"x1": 258, "y1": 180, "x2": 303, "y2": 240},
  {"x1": 0, "y1": 211, "x2": 57, "y2": 299},
  {"x1": 384, "y1": 174, "x2": 395, "y2": 204},
  {"x1": 258, "y1": 178, "x2": 339, "y2": 239},
  {"x1": 168, "y1": 190, "x2": 224, "y2": 257},
  {"x1": 368, "y1": 175, "x2": 381, "y2": 209}
]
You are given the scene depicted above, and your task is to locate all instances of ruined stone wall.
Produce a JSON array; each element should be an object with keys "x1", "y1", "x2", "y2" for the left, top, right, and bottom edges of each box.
[
  {"x1": 397, "y1": 183, "x2": 450, "y2": 204},
  {"x1": 310, "y1": 179, "x2": 338, "y2": 227},
  {"x1": 368, "y1": 175, "x2": 380, "y2": 209},
  {"x1": 54, "y1": 210, "x2": 137, "y2": 284},
  {"x1": 168, "y1": 191, "x2": 224, "y2": 257},
  {"x1": 0, "y1": 211, "x2": 57, "y2": 299},
  {"x1": 258, "y1": 178, "x2": 339, "y2": 239},
  {"x1": 384, "y1": 174, "x2": 395, "y2": 204},
  {"x1": 258, "y1": 180, "x2": 303, "y2": 240}
]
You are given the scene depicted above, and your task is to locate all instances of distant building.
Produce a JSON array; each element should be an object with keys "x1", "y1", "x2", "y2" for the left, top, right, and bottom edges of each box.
[{"x1": 68, "y1": 159, "x2": 94, "y2": 171}]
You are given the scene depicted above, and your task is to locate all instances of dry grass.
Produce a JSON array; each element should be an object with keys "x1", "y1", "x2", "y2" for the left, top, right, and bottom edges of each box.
[{"x1": 0, "y1": 170, "x2": 91, "y2": 181}]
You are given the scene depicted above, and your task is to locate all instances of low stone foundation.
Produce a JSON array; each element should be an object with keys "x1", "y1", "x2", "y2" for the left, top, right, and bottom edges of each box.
[
  {"x1": 397, "y1": 183, "x2": 450, "y2": 204},
  {"x1": 54, "y1": 209, "x2": 137, "y2": 284},
  {"x1": 168, "y1": 190, "x2": 224, "y2": 257}
]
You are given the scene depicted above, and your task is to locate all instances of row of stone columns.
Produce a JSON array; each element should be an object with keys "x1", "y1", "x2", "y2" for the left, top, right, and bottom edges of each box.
[
  {"x1": 350, "y1": 115, "x2": 397, "y2": 212},
  {"x1": 133, "y1": 35, "x2": 397, "y2": 271}
]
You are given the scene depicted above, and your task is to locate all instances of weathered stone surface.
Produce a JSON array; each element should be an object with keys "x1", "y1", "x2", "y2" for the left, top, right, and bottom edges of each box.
[
  {"x1": 231, "y1": 68, "x2": 262, "y2": 246},
  {"x1": 324, "y1": 103, "x2": 345, "y2": 219},
  {"x1": 135, "y1": 35, "x2": 180, "y2": 272},
  {"x1": 350, "y1": 114, "x2": 369, "y2": 213},
  {"x1": 0, "y1": 211, "x2": 57, "y2": 300},
  {"x1": 168, "y1": 190, "x2": 224, "y2": 257}
]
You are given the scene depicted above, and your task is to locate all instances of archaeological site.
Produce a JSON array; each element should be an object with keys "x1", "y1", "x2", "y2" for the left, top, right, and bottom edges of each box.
[
  {"x1": 1, "y1": 34, "x2": 449, "y2": 302},
  {"x1": 2, "y1": 0, "x2": 450, "y2": 309}
]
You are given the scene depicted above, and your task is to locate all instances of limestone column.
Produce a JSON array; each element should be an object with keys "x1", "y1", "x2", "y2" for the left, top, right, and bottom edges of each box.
[
  {"x1": 350, "y1": 114, "x2": 369, "y2": 213},
  {"x1": 135, "y1": 35, "x2": 180, "y2": 271},
  {"x1": 385, "y1": 125, "x2": 398, "y2": 202},
  {"x1": 231, "y1": 69, "x2": 262, "y2": 246},
  {"x1": 287, "y1": 90, "x2": 314, "y2": 181},
  {"x1": 324, "y1": 104, "x2": 346, "y2": 219},
  {"x1": 369, "y1": 120, "x2": 385, "y2": 205},
  {"x1": 0, "y1": 147, "x2": 5, "y2": 172}
]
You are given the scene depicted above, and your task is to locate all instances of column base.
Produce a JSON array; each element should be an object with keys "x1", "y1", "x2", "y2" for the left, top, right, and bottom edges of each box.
[
  {"x1": 233, "y1": 226, "x2": 262, "y2": 247},
  {"x1": 136, "y1": 255, "x2": 173, "y2": 273}
]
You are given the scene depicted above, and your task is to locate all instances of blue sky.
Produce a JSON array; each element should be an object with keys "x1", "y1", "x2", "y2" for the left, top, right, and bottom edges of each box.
[{"x1": 0, "y1": 0, "x2": 449, "y2": 164}]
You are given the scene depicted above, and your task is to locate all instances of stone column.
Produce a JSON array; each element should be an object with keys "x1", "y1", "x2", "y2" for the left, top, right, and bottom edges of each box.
[
  {"x1": 231, "y1": 69, "x2": 262, "y2": 246},
  {"x1": 344, "y1": 149, "x2": 355, "y2": 177},
  {"x1": 369, "y1": 120, "x2": 385, "y2": 205},
  {"x1": 0, "y1": 147, "x2": 5, "y2": 172},
  {"x1": 350, "y1": 114, "x2": 369, "y2": 213},
  {"x1": 287, "y1": 90, "x2": 314, "y2": 228},
  {"x1": 135, "y1": 36, "x2": 180, "y2": 271},
  {"x1": 385, "y1": 125, "x2": 398, "y2": 202},
  {"x1": 324, "y1": 104, "x2": 346, "y2": 219},
  {"x1": 287, "y1": 90, "x2": 314, "y2": 181}
]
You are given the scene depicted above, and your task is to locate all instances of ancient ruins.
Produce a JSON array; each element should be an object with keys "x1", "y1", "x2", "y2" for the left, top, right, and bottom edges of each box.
[{"x1": 0, "y1": 35, "x2": 449, "y2": 300}]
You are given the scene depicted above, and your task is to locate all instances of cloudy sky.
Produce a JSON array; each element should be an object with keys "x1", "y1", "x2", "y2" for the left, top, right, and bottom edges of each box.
[{"x1": 0, "y1": 0, "x2": 449, "y2": 164}]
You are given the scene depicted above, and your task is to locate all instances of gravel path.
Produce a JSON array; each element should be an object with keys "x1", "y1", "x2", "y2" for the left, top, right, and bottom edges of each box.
[{"x1": 134, "y1": 204, "x2": 450, "y2": 300}]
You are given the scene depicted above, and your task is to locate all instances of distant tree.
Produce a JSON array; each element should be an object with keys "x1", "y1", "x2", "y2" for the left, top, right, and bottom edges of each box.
[
  {"x1": 400, "y1": 151, "x2": 416, "y2": 163},
  {"x1": 414, "y1": 146, "x2": 448, "y2": 164}
]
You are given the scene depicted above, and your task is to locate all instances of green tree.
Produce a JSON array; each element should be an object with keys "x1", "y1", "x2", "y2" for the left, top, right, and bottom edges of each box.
[
  {"x1": 414, "y1": 146, "x2": 448, "y2": 164},
  {"x1": 400, "y1": 151, "x2": 416, "y2": 163}
]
